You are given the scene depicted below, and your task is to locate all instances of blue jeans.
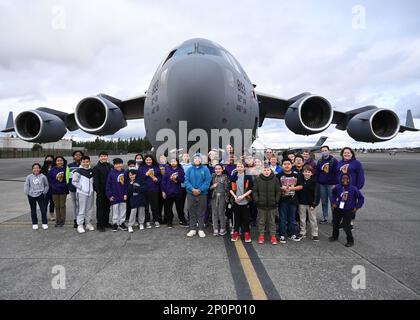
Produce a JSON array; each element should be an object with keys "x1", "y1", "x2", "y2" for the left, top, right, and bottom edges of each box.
[
  {"x1": 319, "y1": 184, "x2": 333, "y2": 220},
  {"x1": 278, "y1": 201, "x2": 297, "y2": 238}
]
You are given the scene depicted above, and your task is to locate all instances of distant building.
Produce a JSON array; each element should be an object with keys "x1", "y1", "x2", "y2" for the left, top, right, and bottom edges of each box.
[{"x1": 0, "y1": 137, "x2": 73, "y2": 150}]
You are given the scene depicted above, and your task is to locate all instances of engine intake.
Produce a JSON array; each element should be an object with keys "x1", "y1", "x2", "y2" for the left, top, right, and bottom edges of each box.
[
  {"x1": 285, "y1": 95, "x2": 333, "y2": 135},
  {"x1": 14, "y1": 110, "x2": 67, "y2": 143},
  {"x1": 75, "y1": 96, "x2": 126, "y2": 136},
  {"x1": 347, "y1": 108, "x2": 400, "y2": 142}
]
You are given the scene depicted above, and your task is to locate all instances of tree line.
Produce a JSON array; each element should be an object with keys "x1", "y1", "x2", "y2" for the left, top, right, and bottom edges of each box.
[{"x1": 72, "y1": 137, "x2": 152, "y2": 153}]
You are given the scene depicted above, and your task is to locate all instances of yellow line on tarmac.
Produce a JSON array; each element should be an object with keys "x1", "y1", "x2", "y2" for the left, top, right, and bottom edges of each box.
[{"x1": 234, "y1": 240, "x2": 267, "y2": 300}]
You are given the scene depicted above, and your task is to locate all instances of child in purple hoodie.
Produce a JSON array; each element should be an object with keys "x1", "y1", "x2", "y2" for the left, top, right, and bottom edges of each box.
[
  {"x1": 106, "y1": 158, "x2": 129, "y2": 232},
  {"x1": 47, "y1": 156, "x2": 69, "y2": 227},
  {"x1": 138, "y1": 155, "x2": 162, "y2": 228},
  {"x1": 329, "y1": 174, "x2": 364, "y2": 247},
  {"x1": 162, "y1": 158, "x2": 186, "y2": 228},
  {"x1": 336, "y1": 147, "x2": 365, "y2": 226}
]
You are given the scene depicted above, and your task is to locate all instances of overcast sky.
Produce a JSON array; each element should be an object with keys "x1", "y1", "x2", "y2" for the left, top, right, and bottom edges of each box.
[{"x1": 1, "y1": 0, "x2": 419, "y2": 148}]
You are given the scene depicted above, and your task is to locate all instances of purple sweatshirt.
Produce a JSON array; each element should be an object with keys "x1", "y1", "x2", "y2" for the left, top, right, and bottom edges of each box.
[
  {"x1": 332, "y1": 184, "x2": 364, "y2": 211},
  {"x1": 48, "y1": 167, "x2": 69, "y2": 195},
  {"x1": 336, "y1": 159, "x2": 365, "y2": 190},
  {"x1": 317, "y1": 155, "x2": 338, "y2": 185},
  {"x1": 224, "y1": 164, "x2": 236, "y2": 180},
  {"x1": 161, "y1": 165, "x2": 185, "y2": 198},
  {"x1": 106, "y1": 169, "x2": 129, "y2": 205},
  {"x1": 138, "y1": 164, "x2": 162, "y2": 193}
]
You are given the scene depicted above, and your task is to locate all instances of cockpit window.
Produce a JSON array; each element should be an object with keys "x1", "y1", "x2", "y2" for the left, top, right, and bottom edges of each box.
[
  {"x1": 173, "y1": 44, "x2": 196, "y2": 57},
  {"x1": 162, "y1": 44, "x2": 196, "y2": 66},
  {"x1": 162, "y1": 50, "x2": 176, "y2": 66},
  {"x1": 197, "y1": 44, "x2": 222, "y2": 56}
]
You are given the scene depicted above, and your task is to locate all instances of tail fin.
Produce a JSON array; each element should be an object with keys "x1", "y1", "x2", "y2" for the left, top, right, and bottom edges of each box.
[
  {"x1": 315, "y1": 136, "x2": 328, "y2": 146},
  {"x1": 399, "y1": 109, "x2": 418, "y2": 132},
  {"x1": 406, "y1": 110, "x2": 415, "y2": 128},
  {"x1": 1, "y1": 112, "x2": 15, "y2": 133}
]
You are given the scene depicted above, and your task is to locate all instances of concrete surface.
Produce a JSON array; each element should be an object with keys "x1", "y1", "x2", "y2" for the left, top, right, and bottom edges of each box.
[{"x1": 0, "y1": 153, "x2": 419, "y2": 300}]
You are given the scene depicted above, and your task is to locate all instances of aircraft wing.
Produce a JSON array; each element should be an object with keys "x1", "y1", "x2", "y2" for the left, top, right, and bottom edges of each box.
[
  {"x1": 2, "y1": 93, "x2": 147, "y2": 143},
  {"x1": 256, "y1": 92, "x2": 291, "y2": 125},
  {"x1": 257, "y1": 91, "x2": 348, "y2": 128},
  {"x1": 98, "y1": 93, "x2": 146, "y2": 120},
  {"x1": 257, "y1": 91, "x2": 418, "y2": 143}
]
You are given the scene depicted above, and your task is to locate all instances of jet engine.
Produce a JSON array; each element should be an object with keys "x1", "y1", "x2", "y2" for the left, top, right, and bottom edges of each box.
[
  {"x1": 285, "y1": 95, "x2": 333, "y2": 135},
  {"x1": 347, "y1": 108, "x2": 400, "y2": 142},
  {"x1": 75, "y1": 96, "x2": 127, "y2": 136},
  {"x1": 14, "y1": 110, "x2": 67, "y2": 143}
]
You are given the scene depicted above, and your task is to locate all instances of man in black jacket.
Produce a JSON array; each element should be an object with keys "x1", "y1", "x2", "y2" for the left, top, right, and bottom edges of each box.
[
  {"x1": 297, "y1": 165, "x2": 321, "y2": 241},
  {"x1": 93, "y1": 151, "x2": 113, "y2": 232}
]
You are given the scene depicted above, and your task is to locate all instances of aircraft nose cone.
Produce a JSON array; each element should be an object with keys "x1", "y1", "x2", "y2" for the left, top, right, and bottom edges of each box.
[{"x1": 167, "y1": 56, "x2": 225, "y2": 130}]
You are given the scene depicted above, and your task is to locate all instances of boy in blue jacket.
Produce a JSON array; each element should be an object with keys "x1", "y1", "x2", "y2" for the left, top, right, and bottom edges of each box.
[
  {"x1": 185, "y1": 153, "x2": 211, "y2": 238},
  {"x1": 106, "y1": 158, "x2": 129, "y2": 232},
  {"x1": 329, "y1": 174, "x2": 364, "y2": 247}
]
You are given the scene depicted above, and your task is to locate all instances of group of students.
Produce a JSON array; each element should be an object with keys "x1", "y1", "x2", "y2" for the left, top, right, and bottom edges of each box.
[{"x1": 25, "y1": 145, "x2": 365, "y2": 247}]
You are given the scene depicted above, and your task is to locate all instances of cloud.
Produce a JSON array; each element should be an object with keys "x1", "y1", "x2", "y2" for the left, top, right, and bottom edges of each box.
[{"x1": 0, "y1": 0, "x2": 419, "y2": 148}]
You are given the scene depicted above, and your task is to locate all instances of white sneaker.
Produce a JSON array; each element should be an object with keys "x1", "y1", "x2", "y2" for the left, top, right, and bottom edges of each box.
[
  {"x1": 86, "y1": 223, "x2": 95, "y2": 231},
  {"x1": 213, "y1": 230, "x2": 219, "y2": 236},
  {"x1": 198, "y1": 230, "x2": 206, "y2": 238},
  {"x1": 42, "y1": 224, "x2": 48, "y2": 230},
  {"x1": 139, "y1": 223, "x2": 144, "y2": 230},
  {"x1": 146, "y1": 222, "x2": 152, "y2": 229},
  {"x1": 187, "y1": 230, "x2": 197, "y2": 237},
  {"x1": 154, "y1": 221, "x2": 160, "y2": 228},
  {"x1": 32, "y1": 224, "x2": 38, "y2": 230},
  {"x1": 77, "y1": 225, "x2": 85, "y2": 234},
  {"x1": 128, "y1": 226, "x2": 134, "y2": 233}
]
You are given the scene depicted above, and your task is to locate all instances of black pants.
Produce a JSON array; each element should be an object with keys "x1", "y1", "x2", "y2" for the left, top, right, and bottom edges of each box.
[
  {"x1": 332, "y1": 208, "x2": 354, "y2": 243},
  {"x1": 28, "y1": 195, "x2": 47, "y2": 225},
  {"x1": 96, "y1": 193, "x2": 111, "y2": 228},
  {"x1": 164, "y1": 196, "x2": 186, "y2": 224},
  {"x1": 250, "y1": 201, "x2": 258, "y2": 223},
  {"x1": 159, "y1": 191, "x2": 168, "y2": 223},
  {"x1": 125, "y1": 201, "x2": 131, "y2": 220},
  {"x1": 233, "y1": 203, "x2": 251, "y2": 233},
  {"x1": 145, "y1": 191, "x2": 161, "y2": 223}
]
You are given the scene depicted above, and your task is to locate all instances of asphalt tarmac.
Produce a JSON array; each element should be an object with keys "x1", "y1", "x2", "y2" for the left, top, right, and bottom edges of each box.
[{"x1": 0, "y1": 152, "x2": 419, "y2": 300}]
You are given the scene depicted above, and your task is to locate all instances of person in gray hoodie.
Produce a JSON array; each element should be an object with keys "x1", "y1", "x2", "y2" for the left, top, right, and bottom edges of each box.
[
  {"x1": 24, "y1": 163, "x2": 49, "y2": 230},
  {"x1": 72, "y1": 156, "x2": 95, "y2": 234}
]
